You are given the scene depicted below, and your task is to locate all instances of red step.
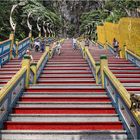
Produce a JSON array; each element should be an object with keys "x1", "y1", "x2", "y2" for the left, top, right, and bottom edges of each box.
[
  {"x1": 13, "y1": 107, "x2": 116, "y2": 114},
  {"x1": 4, "y1": 122, "x2": 123, "y2": 130}
]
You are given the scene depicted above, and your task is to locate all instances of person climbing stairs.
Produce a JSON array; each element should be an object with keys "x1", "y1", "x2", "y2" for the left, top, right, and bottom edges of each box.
[{"x1": 1, "y1": 40, "x2": 128, "y2": 140}]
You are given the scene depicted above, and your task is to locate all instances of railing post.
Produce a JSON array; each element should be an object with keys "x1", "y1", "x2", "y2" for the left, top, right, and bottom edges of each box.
[
  {"x1": 100, "y1": 55, "x2": 108, "y2": 88},
  {"x1": 9, "y1": 31, "x2": 15, "y2": 59},
  {"x1": 30, "y1": 62, "x2": 37, "y2": 84},
  {"x1": 39, "y1": 31, "x2": 41, "y2": 38},
  {"x1": 120, "y1": 43, "x2": 127, "y2": 59},
  {"x1": 15, "y1": 41, "x2": 19, "y2": 57},
  {"x1": 22, "y1": 55, "x2": 31, "y2": 88},
  {"x1": 95, "y1": 62, "x2": 100, "y2": 84},
  {"x1": 29, "y1": 31, "x2": 32, "y2": 38},
  {"x1": 104, "y1": 41, "x2": 108, "y2": 49},
  {"x1": 84, "y1": 47, "x2": 88, "y2": 59}
]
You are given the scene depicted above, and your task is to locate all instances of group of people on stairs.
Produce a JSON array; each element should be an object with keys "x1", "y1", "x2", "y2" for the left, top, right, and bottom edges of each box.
[
  {"x1": 34, "y1": 39, "x2": 45, "y2": 53},
  {"x1": 72, "y1": 37, "x2": 90, "y2": 50}
]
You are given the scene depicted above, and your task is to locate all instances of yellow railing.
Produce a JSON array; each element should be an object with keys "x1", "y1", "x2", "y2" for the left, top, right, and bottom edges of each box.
[
  {"x1": 0, "y1": 66, "x2": 26, "y2": 102},
  {"x1": 103, "y1": 66, "x2": 140, "y2": 125},
  {"x1": 126, "y1": 49, "x2": 140, "y2": 60},
  {"x1": 37, "y1": 47, "x2": 50, "y2": 70},
  {"x1": 77, "y1": 41, "x2": 100, "y2": 84}
]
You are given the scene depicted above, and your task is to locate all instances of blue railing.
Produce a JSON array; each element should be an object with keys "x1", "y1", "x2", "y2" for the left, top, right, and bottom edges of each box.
[
  {"x1": 126, "y1": 50, "x2": 140, "y2": 67},
  {"x1": 0, "y1": 39, "x2": 11, "y2": 67},
  {"x1": 12, "y1": 43, "x2": 17, "y2": 58},
  {"x1": 18, "y1": 37, "x2": 30, "y2": 59},
  {"x1": 104, "y1": 67, "x2": 140, "y2": 139},
  {"x1": 0, "y1": 67, "x2": 26, "y2": 128}
]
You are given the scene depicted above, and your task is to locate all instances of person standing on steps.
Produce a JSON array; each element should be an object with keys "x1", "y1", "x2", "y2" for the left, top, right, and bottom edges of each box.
[
  {"x1": 55, "y1": 41, "x2": 62, "y2": 55},
  {"x1": 113, "y1": 38, "x2": 119, "y2": 58},
  {"x1": 73, "y1": 37, "x2": 77, "y2": 50},
  {"x1": 26, "y1": 49, "x2": 33, "y2": 63},
  {"x1": 41, "y1": 39, "x2": 45, "y2": 53},
  {"x1": 34, "y1": 39, "x2": 40, "y2": 52}
]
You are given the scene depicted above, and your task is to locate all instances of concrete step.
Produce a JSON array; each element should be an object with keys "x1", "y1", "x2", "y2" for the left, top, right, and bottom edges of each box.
[
  {"x1": 38, "y1": 79, "x2": 95, "y2": 82},
  {"x1": 38, "y1": 78, "x2": 95, "y2": 81},
  {"x1": 43, "y1": 67, "x2": 90, "y2": 70},
  {"x1": 0, "y1": 71, "x2": 16, "y2": 74},
  {"x1": 109, "y1": 67, "x2": 140, "y2": 70},
  {"x1": 112, "y1": 70, "x2": 140, "y2": 73},
  {"x1": 29, "y1": 84, "x2": 102, "y2": 89},
  {"x1": 47, "y1": 62, "x2": 87, "y2": 64},
  {"x1": 46, "y1": 64, "x2": 89, "y2": 67},
  {"x1": 16, "y1": 102, "x2": 112, "y2": 108},
  {"x1": 8, "y1": 114, "x2": 119, "y2": 122},
  {"x1": 109, "y1": 64, "x2": 134, "y2": 67},
  {"x1": 2, "y1": 65, "x2": 21, "y2": 68},
  {"x1": 39, "y1": 74, "x2": 93, "y2": 78},
  {"x1": 122, "y1": 83, "x2": 140, "y2": 87},
  {"x1": 116, "y1": 75, "x2": 140, "y2": 78},
  {"x1": 37, "y1": 81, "x2": 96, "y2": 84},
  {"x1": 42, "y1": 70, "x2": 91, "y2": 73},
  {"x1": 0, "y1": 68, "x2": 20, "y2": 71},
  {"x1": 0, "y1": 130, "x2": 128, "y2": 140}
]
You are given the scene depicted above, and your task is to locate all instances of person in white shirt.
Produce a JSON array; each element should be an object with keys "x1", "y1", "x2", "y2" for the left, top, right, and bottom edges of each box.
[
  {"x1": 73, "y1": 38, "x2": 77, "y2": 50},
  {"x1": 55, "y1": 41, "x2": 61, "y2": 55},
  {"x1": 34, "y1": 40, "x2": 40, "y2": 52}
]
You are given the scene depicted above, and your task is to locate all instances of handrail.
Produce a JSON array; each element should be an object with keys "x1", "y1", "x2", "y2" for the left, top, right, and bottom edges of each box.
[
  {"x1": 18, "y1": 37, "x2": 30, "y2": 45},
  {"x1": 0, "y1": 66, "x2": 26, "y2": 102},
  {"x1": 0, "y1": 39, "x2": 11, "y2": 45},
  {"x1": 126, "y1": 49, "x2": 140, "y2": 60},
  {"x1": 85, "y1": 48, "x2": 96, "y2": 68},
  {"x1": 103, "y1": 66, "x2": 140, "y2": 125},
  {"x1": 77, "y1": 41, "x2": 100, "y2": 84},
  {"x1": 97, "y1": 41, "x2": 105, "y2": 48},
  {"x1": 37, "y1": 48, "x2": 49, "y2": 70}
]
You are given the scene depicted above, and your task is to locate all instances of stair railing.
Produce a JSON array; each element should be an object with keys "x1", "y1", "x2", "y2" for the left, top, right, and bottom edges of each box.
[
  {"x1": 15, "y1": 37, "x2": 31, "y2": 58},
  {"x1": 36, "y1": 47, "x2": 50, "y2": 81},
  {"x1": 100, "y1": 55, "x2": 140, "y2": 139},
  {"x1": 94, "y1": 40, "x2": 140, "y2": 67},
  {"x1": 77, "y1": 41, "x2": 101, "y2": 84},
  {"x1": 125, "y1": 49, "x2": 140, "y2": 67},
  {"x1": 0, "y1": 66, "x2": 27, "y2": 129},
  {"x1": 0, "y1": 39, "x2": 11, "y2": 67}
]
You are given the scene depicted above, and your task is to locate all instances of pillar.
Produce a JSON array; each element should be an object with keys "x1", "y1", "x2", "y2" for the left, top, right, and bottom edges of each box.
[
  {"x1": 30, "y1": 62, "x2": 37, "y2": 84},
  {"x1": 22, "y1": 55, "x2": 31, "y2": 88},
  {"x1": 100, "y1": 55, "x2": 108, "y2": 88},
  {"x1": 9, "y1": 31, "x2": 15, "y2": 59}
]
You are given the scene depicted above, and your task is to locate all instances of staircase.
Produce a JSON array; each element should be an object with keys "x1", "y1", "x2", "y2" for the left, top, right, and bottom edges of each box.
[
  {"x1": 1, "y1": 40, "x2": 128, "y2": 140},
  {"x1": 0, "y1": 51, "x2": 43, "y2": 90},
  {"x1": 89, "y1": 46, "x2": 140, "y2": 95}
]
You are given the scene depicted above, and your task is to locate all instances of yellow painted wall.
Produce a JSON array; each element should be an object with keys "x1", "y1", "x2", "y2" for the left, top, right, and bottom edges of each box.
[
  {"x1": 97, "y1": 26, "x2": 106, "y2": 45},
  {"x1": 97, "y1": 18, "x2": 140, "y2": 57}
]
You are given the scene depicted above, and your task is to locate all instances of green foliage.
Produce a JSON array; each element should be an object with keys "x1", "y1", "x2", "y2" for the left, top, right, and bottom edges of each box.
[
  {"x1": 80, "y1": 0, "x2": 140, "y2": 40},
  {"x1": 0, "y1": 0, "x2": 61, "y2": 41}
]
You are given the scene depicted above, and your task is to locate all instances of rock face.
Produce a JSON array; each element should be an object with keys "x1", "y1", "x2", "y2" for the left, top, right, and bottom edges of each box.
[{"x1": 43, "y1": 0, "x2": 100, "y2": 37}]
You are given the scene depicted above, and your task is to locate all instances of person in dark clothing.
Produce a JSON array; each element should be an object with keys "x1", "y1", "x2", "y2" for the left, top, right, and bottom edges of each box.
[
  {"x1": 113, "y1": 38, "x2": 119, "y2": 58},
  {"x1": 41, "y1": 41, "x2": 45, "y2": 52}
]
